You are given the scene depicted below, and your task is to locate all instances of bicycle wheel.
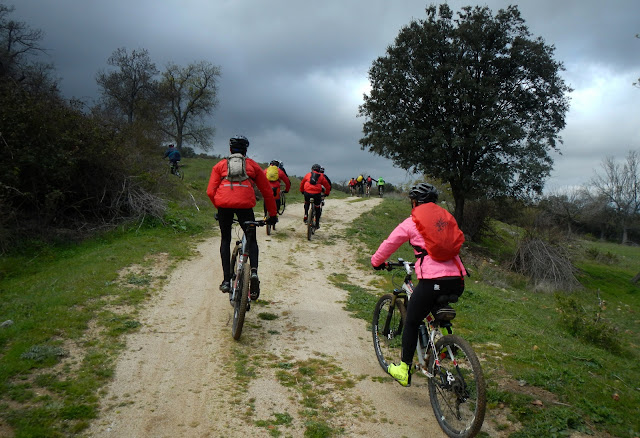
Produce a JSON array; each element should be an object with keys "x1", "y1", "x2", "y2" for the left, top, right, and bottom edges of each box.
[
  {"x1": 176, "y1": 167, "x2": 184, "y2": 180},
  {"x1": 372, "y1": 294, "x2": 406, "y2": 372},
  {"x1": 266, "y1": 223, "x2": 272, "y2": 235},
  {"x1": 307, "y1": 207, "x2": 315, "y2": 240},
  {"x1": 278, "y1": 192, "x2": 286, "y2": 215},
  {"x1": 428, "y1": 334, "x2": 486, "y2": 438},
  {"x1": 231, "y1": 257, "x2": 251, "y2": 340}
]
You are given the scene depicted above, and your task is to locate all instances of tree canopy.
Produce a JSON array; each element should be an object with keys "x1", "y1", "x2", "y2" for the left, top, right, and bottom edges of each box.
[{"x1": 358, "y1": 4, "x2": 571, "y2": 225}]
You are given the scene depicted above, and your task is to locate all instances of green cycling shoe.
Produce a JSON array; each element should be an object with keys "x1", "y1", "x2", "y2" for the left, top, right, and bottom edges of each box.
[{"x1": 387, "y1": 361, "x2": 412, "y2": 387}]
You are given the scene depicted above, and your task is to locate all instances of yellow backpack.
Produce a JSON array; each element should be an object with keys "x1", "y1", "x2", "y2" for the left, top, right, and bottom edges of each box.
[{"x1": 266, "y1": 165, "x2": 280, "y2": 182}]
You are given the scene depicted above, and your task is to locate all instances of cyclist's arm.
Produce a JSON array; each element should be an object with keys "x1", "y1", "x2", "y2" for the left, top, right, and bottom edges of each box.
[
  {"x1": 280, "y1": 169, "x2": 291, "y2": 192},
  {"x1": 371, "y1": 217, "x2": 413, "y2": 267}
]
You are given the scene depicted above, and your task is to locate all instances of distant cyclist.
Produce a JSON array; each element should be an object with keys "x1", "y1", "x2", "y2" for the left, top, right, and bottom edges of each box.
[
  {"x1": 206, "y1": 135, "x2": 278, "y2": 297},
  {"x1": 365, "y1": 175, "x2": 373, "y2": 196},
  {"x1": 300, "y1": 164, "x2": 331, "y2": 228},
  {"x1": 349, "y1": 178, "x2": 356, "y2": 196},
  {"x1": 163, "y1": 144, "x2": 181, "y2": 173},
  {"x1": 264, "y1": 159, "x2": 291, "y2": 218},
  {"x1": 376, "y1": 177, "x2": 385, "y2": 196}
]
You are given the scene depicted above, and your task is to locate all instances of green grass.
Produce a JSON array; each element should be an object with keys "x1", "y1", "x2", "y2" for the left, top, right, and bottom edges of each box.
[{"x1": 340, "y1": 198, "x2": 640, "y2": 438}]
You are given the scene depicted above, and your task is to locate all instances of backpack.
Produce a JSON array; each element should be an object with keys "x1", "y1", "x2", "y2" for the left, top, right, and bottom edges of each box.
[
  {"x1": 411, "y1": 203, "x2": 465, "y2": 261},
  {"x1": 266, "y1": 165, "x2": 280, "y2": 182},
  {"x1": 225, "y1": 153, "x2": 248, "y2": 182},
  {"x1": 367, "y1": 176, "x2": 372, "y2": 183},
  {"x1": 309, "y1": 171, "x2": 321, "y2": 185}
]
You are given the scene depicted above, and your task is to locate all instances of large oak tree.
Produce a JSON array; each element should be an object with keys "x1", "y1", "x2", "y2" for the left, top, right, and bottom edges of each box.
[{"x1": 358, "y1": 4, "x2": 571, "y2": 226}]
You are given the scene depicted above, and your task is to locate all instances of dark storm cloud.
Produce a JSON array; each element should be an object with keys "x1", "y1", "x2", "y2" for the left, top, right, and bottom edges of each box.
[{"x1": 11, "y1": 0, "x2": 640, "y2": 189}]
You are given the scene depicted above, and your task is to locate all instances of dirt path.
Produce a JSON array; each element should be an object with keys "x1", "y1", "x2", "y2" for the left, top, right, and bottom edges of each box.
[{"x1": 86, "y1": 197, "x2": 448, "y2": 438}]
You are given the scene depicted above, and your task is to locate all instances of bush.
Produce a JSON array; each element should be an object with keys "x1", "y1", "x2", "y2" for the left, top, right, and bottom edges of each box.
[
  {"x1": 511, "y1": 235, "x2": 581, "y2": 291},
  {"x1": 554, "y1": 293, "x2": 624, "y2": 355}
]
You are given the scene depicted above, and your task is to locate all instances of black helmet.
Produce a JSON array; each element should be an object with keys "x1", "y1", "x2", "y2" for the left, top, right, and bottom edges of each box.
[
  {"x1": 320, "y1": 167, "x2": 325, "y2": 173},
  {"x1": 229, "y1": 135, "x2": 249, "y2": 149},
  {"x1": 270, "y1": 160, "x2": 280, "y2": 166},
  {"x1": 312, "y1": 164, "x2": 321, "y2": 172},
  {"x1": 409, "y1": 183, "x2": 438, "y2": 204}
]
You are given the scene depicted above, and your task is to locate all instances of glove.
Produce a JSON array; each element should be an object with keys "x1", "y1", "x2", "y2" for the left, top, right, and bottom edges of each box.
[
  {"x1": 267, "y1": 215, "x2": 278, "y2": 225},
  {"x1": 373, "y1": 262, "x2": 388, "y2": 271}
]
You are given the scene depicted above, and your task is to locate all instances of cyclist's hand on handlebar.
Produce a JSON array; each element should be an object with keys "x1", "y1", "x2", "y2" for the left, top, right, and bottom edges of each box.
[
  {"x1": 266, "y1": 215, "x2": 278, "y2": 225},
  {"x1": 373, "y1": 262, "x2": 388, "y2": 271}
]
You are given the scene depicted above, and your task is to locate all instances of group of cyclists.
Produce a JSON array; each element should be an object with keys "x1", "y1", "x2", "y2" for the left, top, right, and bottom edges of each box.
[
  {"x1": 204, "y1": 135, "x2": 467, "y2": 390},
  {"x1": 349, "y1": 175, "x2": 385, "y2": 197},
  {"x1": 205, "y1": 135, "x2": 333, "y2": 295}
]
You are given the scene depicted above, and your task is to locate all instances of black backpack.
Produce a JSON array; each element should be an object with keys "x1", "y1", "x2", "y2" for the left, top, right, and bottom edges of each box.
[{"x1": 309, "y1": 171, "x2": 321, "y2": 185}]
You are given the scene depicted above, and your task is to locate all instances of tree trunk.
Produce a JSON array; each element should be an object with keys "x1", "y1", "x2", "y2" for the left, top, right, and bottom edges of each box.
[
  {"x1": 452, "y1": 193, "x2": 465, "y2": 229},
  {"x1": 622, "y1": 226, "x2": 628, "y2": 245}
]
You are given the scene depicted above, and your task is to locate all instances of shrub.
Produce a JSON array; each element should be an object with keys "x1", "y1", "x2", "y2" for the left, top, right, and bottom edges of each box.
[{"x1": 511, "y1": 235, "x2": 581, "y2": 291}]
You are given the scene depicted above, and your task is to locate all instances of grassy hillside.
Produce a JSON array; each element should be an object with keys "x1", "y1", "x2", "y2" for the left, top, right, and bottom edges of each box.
[{"x1": 344, "y1": 197, "x2": 640, "y2": 438}]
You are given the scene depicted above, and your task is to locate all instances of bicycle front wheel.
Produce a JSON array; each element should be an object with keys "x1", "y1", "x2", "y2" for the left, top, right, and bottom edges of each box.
[
  {"x1": 231, "y1": 258, "x2": 251, "y2": 340},
  {"x1": 278, "y1": 192, "x2": 286, "y2": 215},
  {"x1": 428, "y1": 334, "x2": 486, "y2": 438},
  {"x1": 372, "y1": 294, "x2": 406, "y2": 372}
]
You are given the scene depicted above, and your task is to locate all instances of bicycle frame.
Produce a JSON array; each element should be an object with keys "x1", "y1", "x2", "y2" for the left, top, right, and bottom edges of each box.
[
  {"x1": 388, "y1": 259, "x2": 453, "y2": 377},
  {"x1": 230, "y1": 220, "x2": 261, "y2": 302}
]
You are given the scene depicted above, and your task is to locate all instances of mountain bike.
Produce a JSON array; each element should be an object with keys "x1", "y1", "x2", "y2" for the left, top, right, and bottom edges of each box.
[
  {"x1": 169, "y1": 161, "x2": 184, "y2": 180},
  {"x1": 372, "y1": 259, "x2": 486, "y2": 438},
  {"x1": 229, "y1": 218, "x2": 265, "y2": 340},
  {"x1": 278, "y1": 185, "x2": 286, "y2": 215},
  {"x1": 306, "y1": 195, "x2": 325, "y2": 240}
]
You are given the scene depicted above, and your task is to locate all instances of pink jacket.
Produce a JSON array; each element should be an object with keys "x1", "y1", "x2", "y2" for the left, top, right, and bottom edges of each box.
[{"x1": 371, "y1": 217, "x2": 467, "y2": 280}]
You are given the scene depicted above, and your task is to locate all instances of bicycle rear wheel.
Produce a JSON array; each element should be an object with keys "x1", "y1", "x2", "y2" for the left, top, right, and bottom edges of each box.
[
  {"x1": 266, "y1": 223, "x2": 272, "y2": 235},
  {"x1": 231, "y1": 257, "x2": 251, "y2": 340},
  {"x1": 372, "y1": 294, "x2": 406, "y2": 371},
  {"x1": 278, "y1": 192, "x2": 286, "y2": 215},
  {"x1": 307, "y1": 206, "x2": 315, "y2": 240},
  {"x1": 428, "y1": 334, "x2": 486, "y2": 438}
]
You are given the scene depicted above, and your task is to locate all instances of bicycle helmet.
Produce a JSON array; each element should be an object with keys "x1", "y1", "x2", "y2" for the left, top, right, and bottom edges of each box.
[
  {"x1": 229, "y1": 135, "x2": 249, "y2": 152},
  {"x1": 320, "y1": 167, "x2": 325, "y2": 173},
  {"x1": 311, "y1": 164, "x2": 321, "y2": 172},
  {"x1": 409, "y1": 182, "x2": 438, "y2": 204},
  {"x1": 270, "y1": 160, "x2": 280, "y2": 166}
]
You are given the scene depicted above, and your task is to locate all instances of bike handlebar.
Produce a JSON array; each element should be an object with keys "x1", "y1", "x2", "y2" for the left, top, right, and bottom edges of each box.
[{"x1": 232, "y1": 218, "x2": 267, "y2": 227}]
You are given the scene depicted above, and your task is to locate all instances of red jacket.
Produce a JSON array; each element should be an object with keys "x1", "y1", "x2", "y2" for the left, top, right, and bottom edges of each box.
[
  {"x1": 264, "y1": 167, "x2": 291, "y2": 200},
  {"x1": 207, "y1": 157, "x2": 277, "y2": 216},
  {"x1": 299, "y1": 171, "x2": 331, "y2": 195}
]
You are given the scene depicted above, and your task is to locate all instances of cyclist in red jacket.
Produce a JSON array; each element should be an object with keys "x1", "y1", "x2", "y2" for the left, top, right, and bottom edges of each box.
[
  {"x1": 263, "y1": 159, "x2": 291, "y2": 220},
  {"x1": 299, "y1": 163, "x2": 331, "y2": 228},
  {"x1": 207, "y1": 135, "x2": 278, "y2": 297}
]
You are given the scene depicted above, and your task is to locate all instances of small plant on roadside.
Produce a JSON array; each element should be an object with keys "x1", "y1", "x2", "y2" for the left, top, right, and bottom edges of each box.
[{"x1": 554, "y1": 293, "x2": 624, "y2": 355}]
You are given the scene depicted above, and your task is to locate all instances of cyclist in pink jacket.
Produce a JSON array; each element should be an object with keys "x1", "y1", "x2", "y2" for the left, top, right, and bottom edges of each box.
[{"x1": 371, "y1": 182, "x2": 467, "y2": 386}]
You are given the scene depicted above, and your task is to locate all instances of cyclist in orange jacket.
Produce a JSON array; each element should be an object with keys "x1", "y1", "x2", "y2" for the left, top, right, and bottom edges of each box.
[
  {"x1": 299, "y1": 163, "x2": 331, "y2": 228},
  {"x1": 207, "y1": 135, "x2": 278, "y2": 297}
]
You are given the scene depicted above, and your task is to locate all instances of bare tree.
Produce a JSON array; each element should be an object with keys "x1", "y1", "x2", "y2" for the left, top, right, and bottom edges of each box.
[
  {"x1": 96, "y1": 47, "x2": 159, "y2": 124},
  {"x1": 590, "y1": 150, "x2": 640, "y2": 244},
  {"x1": 0, "y1": 4, "x2": 48, "y2": 80},
  {"x1": 159, "y1": 61, "x2": 220, "y2": 150}
]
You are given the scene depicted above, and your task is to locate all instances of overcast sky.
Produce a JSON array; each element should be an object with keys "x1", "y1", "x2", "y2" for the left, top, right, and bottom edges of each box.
[{"x1": 11, "y1": 0, "x2": 640, "y2": 191}]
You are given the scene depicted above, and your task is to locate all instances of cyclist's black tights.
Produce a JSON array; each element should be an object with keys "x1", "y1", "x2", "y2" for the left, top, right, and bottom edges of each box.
[
  {"x1": 303, "y1": 192, "x2": 322, "y2": 223},
  {"x1": 401, "y1": 278, "x2": 464, "y2": 365},
  {"x1": 217, "y1": 208, "x2": 258, "y2": 282}
]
